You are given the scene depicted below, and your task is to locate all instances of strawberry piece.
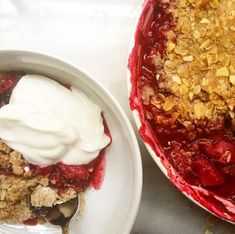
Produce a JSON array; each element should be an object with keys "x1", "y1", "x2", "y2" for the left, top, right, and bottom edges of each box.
[
  {"x1": 193, "y1": 156, "x2": 225, "y2": 187},
  {"x1": 171, "y1": 152, "x2": 192, "y2": 175},
  {"x1": 49, "y1": 169, "x2": 66, "y2": 187},
  {"x1": 71, "y1": 180, "x2": 90, "y2": 192},
  {"x1": 0, "y1": 75, "x2": 22, "y2": 107},
  {"x1": 222, "y1": 165, "x2": 235, "y2": 176},
  {"x1": 203, "y1": 140, "x2": 235, "y2": 164},
  {"x1": 23, "y1": 217, "x2": 39, "y2": 226},
  {"x1": 0, "y1": 75, "x2": 21, "y2": 94},
  {"x1": 30, "y1": 164, "x2": 54, "y2": 176},
  {"x1": 167, "y1": 143, "x2": 195, "y2": 181},
  {"x1": 57, "y1": 163, "x2": 89, "y2": 180}
]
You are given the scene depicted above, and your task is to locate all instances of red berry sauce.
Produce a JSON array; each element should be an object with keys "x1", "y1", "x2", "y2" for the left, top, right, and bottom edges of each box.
[{"x1": 129, "y1": 0, "x2": 235, "y2": 222}]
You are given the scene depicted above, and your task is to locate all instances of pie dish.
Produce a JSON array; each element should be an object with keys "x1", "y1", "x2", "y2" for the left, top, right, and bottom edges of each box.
[
  {"x1": 0, "y1": 50, "x2": 142, "y2": 234},
  {"x1": 129, "y1": 0, "x2": 235, "y2": 223}
]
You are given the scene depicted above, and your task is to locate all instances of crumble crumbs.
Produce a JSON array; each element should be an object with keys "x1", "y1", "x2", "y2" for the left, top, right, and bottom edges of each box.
[
  {"x1": 0, "y1": 140, "x2": 77, "y2": 223},
  {"x1": 0, "y1": 175, "x2": 42, "y2": 222},
  {"x1": 142, "y1": 0, "x2": 235, "y2": 134},
  {"x1": 31, "y1": 185, "x2": 58, "y2": 208}
]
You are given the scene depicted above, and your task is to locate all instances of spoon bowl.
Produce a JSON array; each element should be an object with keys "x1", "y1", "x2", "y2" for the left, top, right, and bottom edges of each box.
[{"x1": 45, "y1": 196, "x2": 79, "y2": 234}]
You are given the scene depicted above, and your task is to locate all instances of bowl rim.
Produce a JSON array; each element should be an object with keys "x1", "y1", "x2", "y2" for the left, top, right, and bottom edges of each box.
[
  {"x1": 0, "y1": 49, "x2": 143, "y2": 233},
  {"x1": 126, "y1": 0, "x2": 235, "y2": 225}
]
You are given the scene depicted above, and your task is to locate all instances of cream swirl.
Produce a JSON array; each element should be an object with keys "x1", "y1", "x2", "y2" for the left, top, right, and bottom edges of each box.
[{"x1": 0, "y1": 74, "x2": 110, "y2": 165}]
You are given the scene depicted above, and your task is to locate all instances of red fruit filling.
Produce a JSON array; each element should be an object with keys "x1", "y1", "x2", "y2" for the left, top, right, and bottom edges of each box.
[
  {"x1": 203, "y1": 140, "x2": 235, "y2": 164},
  {"x1": 193, "y1": 156, "x2": 225, "y2": 187}
]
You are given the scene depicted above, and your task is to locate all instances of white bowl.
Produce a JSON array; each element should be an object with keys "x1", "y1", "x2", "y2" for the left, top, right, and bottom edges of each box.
[
  {"x1": 0, "y1": 50, "x2": 142, "y2": 234},
  {"x1": 127, "y1": 0, "x2": 235, "y2": 224}
]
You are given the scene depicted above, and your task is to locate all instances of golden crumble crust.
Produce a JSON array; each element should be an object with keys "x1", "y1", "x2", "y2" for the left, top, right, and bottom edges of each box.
[
  {"x1": 0, "y1": 141, "x2": 77, "y2": 223},
  {"x1": 142, "y1": 0, "x2": 235, "y2": 135},
  {"x1": 0, "y1": 198, "x2": 32, "y2": 223},
  {"x1": 0, "y1": 175, "x2": 43, "y2": 222}
]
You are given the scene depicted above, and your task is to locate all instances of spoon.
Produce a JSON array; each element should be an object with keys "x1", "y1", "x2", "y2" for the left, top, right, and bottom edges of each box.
[{"x1": 45, "y1": 195, "x2": 79, "y2": 234}]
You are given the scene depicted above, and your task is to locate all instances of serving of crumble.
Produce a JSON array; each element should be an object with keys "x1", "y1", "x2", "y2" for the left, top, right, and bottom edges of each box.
[{"x1": 0, "y1": 73, "x2": 111, "y2": 225}]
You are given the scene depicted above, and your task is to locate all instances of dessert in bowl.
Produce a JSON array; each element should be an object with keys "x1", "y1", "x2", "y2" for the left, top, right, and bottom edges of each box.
[
  {"x1": 0, "y1": 50, "x2": 142, "y2": 234},
  {"x1": 0, "y1": 72, "x2": 111, "y2": 226},
  {"x1": 129, "y1": 0, "x2": 235, "y2": 223}
]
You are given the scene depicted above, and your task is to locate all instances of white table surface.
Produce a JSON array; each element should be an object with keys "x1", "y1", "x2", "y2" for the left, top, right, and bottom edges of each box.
[{"x1": 0, "y1": 0, "x2": 235, "y2": 233}]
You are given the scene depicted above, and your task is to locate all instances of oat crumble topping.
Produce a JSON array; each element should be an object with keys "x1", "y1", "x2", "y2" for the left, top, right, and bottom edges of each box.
[
  {"x1": 0, "y1": 140, "x2": 77, "y2": 223},
  {"x1": 142, "y1": 0, "x2": 235, "y2": 134}
]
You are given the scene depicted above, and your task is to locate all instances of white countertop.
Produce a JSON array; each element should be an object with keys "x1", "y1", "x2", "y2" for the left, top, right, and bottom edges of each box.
[{"x1": 0, "y1": 0, "x2": 235, "y2": 233}]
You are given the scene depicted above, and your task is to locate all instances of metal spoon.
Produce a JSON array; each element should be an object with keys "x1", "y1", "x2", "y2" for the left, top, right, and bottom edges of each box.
[{"x1": 45, "y1": 196, "x2": 79, "y2": 234}]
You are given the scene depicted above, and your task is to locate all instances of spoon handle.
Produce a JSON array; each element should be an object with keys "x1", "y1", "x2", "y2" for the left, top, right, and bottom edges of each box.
[{"x1": 61, "y1": 223, "x2": 69, "y2": 234}]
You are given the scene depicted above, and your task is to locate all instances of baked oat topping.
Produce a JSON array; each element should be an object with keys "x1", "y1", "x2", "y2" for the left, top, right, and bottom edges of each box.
[
  {"x1": 0, "y1": 175, "x2": 45, "y2": 222},
  {"x1": 143, "y1": 0, "x2": 235, "y2": 130},
  {"x1": 0, "y1": 141, "x2": 76, "y2": 223},
  {"x1": 31, "y1": 185, "x2": 58, "y2": 208},
  {"x1": 31, "y1": 185, "x2": 77, "y2": 208}
]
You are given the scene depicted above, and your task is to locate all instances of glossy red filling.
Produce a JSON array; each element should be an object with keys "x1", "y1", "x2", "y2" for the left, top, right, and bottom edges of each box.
[
  {"x1": 129, "y1": 0, "x2": 235, "y2": 222},
  {"x1": 0, "y1": 72, "x2": 111, "y2": 193}
]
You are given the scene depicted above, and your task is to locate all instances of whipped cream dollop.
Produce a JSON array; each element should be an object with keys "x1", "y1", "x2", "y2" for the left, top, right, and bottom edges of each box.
[{"x1": 0, "y1": 74, "x2": 110, "y2": 165}]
